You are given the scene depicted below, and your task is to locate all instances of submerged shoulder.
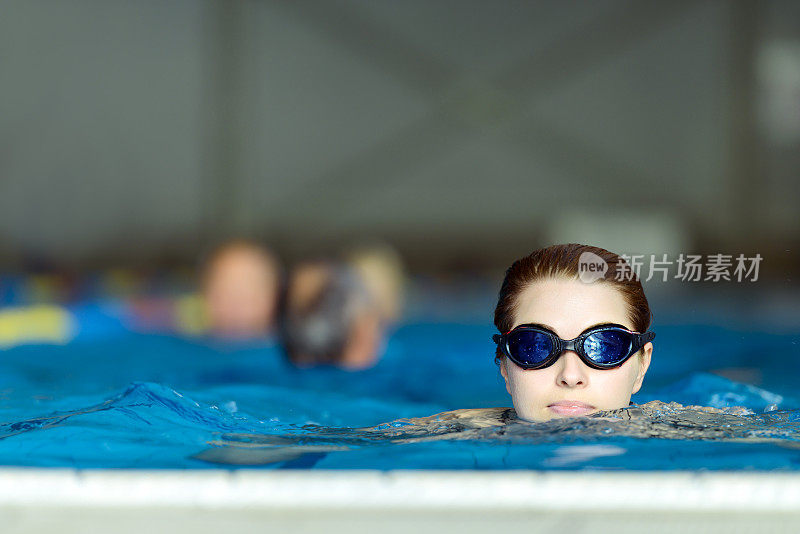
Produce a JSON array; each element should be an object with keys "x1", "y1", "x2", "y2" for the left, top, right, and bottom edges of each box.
[{"x1": 395, "y1": 407, "x2": 514, "y2": 429}]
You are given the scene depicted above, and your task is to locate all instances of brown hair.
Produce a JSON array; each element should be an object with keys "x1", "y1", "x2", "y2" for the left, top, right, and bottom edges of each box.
[{"x1": 494, "y1": 244, "x2": 652, "y2": 353}]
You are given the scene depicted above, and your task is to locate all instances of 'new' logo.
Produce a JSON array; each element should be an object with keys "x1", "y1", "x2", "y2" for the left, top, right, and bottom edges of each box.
[{"x1": 578, "y1": 252, "x2": 608, "y2": 283}]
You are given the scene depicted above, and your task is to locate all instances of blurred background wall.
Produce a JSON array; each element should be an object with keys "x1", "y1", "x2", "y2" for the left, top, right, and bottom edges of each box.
[{"x1": 1, "y1": 0, "x2": 798, "y2": 275}]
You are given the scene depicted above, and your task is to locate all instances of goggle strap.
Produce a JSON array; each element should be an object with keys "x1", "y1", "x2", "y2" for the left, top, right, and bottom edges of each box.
[{"x1": 631, "y1": 331, "x2": 655, "y2": 353}]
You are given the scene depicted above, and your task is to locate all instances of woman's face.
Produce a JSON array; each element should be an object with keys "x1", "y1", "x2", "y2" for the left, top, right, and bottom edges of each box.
[{"x1": 500, "y1": 277, "x2": 652, "y2": 422}]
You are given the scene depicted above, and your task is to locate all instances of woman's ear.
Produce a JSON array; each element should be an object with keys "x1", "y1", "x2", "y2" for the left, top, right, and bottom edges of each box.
[
  {"x1": 631, "y1": 342, "x2": 653, "y2": 394},
  {"x1": 499, "y1": 357, "x2": 512, "y2": 395}
]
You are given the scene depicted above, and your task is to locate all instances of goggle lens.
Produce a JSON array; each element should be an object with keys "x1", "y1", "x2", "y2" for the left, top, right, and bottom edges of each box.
[
  {"x1": 506, "y1": 330, "x2": 554, "y2": 367},
  {"x1": 583, "y1": 330, "x2": 632, "y2": 365}
]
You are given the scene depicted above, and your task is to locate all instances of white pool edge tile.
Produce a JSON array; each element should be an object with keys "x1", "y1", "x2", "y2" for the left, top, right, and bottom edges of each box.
[{"x1": 0, "y1": 469, "x2": 799, "y2": 511}]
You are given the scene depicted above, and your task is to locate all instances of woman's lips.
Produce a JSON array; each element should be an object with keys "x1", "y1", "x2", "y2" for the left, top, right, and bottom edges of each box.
[{"x1": 548, "y1": 401, "x2": 595, "y2": 416}]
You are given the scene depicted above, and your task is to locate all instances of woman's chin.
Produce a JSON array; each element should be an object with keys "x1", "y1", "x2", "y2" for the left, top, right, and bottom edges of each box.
[
  {"x1": 515, "y1": 407, "x2": 602, "y2": 422},
  {"x1": 547, "y1": 404, "x2": 597, "y2": 417}
]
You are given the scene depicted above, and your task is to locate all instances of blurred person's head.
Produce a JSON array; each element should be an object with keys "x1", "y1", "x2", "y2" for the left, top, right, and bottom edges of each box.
[
  {"x1": 202, "y1": 240, "x2": 281, "y2": 340},
  {"x1": 493, "y1": 243, "x2": 653, "y2": 422},
  {"x1": 279, "y1": 260, "x2": 382, "y2": 370},
  {"x1": 345, "y1": 243, "x2": 405, "y2": 324}
]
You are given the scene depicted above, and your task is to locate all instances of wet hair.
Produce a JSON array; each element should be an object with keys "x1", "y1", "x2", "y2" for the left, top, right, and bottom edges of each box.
[
  {"x1": 279, "y1": 262, "x2": 372, "y2": 367},
  {"x1": 494, "y1": 243, "x2": 652, "y2": 361}
]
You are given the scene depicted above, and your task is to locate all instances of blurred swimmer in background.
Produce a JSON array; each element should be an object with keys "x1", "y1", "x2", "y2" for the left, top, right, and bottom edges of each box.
[
  {"x1": 279, "y1": 246, "x2": 404, "y2": 370},
  {"x1": 202, "y1": 240, "x2": 282, "y2": 340},
  {"x1": 345, "y1": 243, "x2": 405, "y2": 325}
]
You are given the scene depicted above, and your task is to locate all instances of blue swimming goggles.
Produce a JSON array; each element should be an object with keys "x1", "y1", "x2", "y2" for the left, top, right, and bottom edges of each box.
[{"x1": 493, "y1": 323, "x2": 655, "y2": 370}]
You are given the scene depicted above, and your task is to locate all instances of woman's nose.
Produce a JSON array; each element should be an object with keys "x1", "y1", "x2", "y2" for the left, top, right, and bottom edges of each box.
[{"x1": 555, "y1": 351, "x2": 589, "y2": 387}]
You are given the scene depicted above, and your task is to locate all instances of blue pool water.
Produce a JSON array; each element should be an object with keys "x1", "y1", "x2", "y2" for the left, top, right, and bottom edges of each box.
[{"x1": 0, "y1": 298, "x2": 799, "y2": 470}]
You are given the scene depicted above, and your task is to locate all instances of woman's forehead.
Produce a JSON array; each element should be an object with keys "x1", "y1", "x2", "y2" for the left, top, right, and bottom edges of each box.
[{"x1": 512, "y1": 278, "x2": 631, "y2": 336}]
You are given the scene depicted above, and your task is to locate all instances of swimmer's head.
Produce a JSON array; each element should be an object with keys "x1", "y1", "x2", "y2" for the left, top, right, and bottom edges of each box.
[
  {"x1": 494, "y1": 244, "x2": 653, "y2": 422},
  {"x1": 345, "y1": 243, "x2": 405, "y2": 324},
  {"x1": 202, "y1": 240, "x2": 281, "y2": 340},
  {"x1": 279, "y1": 260, "x2": 382, "y2": 370}
]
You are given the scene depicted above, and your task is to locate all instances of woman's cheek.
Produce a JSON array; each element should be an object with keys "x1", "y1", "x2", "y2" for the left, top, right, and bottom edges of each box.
[{"x1": 510, "y1": 369, "x2": 549, "y2": 408}]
